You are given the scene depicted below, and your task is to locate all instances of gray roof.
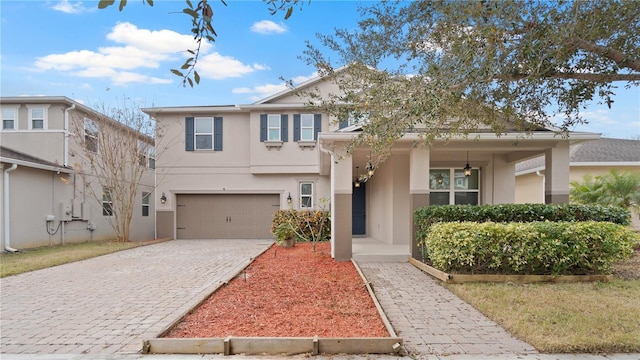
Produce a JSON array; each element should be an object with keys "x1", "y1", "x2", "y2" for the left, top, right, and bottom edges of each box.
[
  {"x1": 516, "y1": 138, "x2": 640, "y2": 173},
  {"x1": 0, "y1": 146, "x2": 73, "y2": 172}
]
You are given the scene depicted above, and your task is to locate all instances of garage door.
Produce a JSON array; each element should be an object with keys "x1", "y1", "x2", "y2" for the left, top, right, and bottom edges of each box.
[{"x1": 176, "y1": 194, "x2": 280, "y2": 239}]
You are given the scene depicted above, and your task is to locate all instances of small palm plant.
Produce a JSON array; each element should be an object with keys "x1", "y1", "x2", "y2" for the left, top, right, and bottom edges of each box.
[{"x1": 570, "y1": 170, "x2": 640, "y2": 214}]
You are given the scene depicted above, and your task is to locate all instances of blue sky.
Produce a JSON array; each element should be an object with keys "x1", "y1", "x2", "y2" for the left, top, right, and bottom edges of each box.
[{"x1": 1, "y1": 0, "x2": 639, "y2": 139}]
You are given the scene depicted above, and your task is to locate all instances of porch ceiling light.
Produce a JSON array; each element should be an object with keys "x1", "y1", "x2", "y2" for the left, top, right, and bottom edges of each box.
[
  {"x1": 463, "y1": 151, "x2": 472, "y2": 177},
  {"x1": 354, "y1": 166, "x2": 361, "y2": 188},
  {"x1": 366, "y1": 162, "x2": 374, "y2": 177}
]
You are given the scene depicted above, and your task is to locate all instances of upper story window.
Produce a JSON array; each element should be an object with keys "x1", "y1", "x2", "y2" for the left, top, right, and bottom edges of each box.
[
  {"x1": 300, "y1": 182, "x2": 314, "y2": 208},
  {"x1": 293, "y1": 114, "x2": 322, "y2": 143},
  {"x1": 268, "y1": 114, "x2": 282, "y2": 141},
  {"x1": 84, "y1": 118, "x2": 99, "y2": 153},
  {"x1": 429, "y1": 168, "x2": 480, "y2": 205},
  {"x1": 185, "y1": 116, "x2": 223, "y2": 151},
  {"x1": 2, "y1": 107, "x2": 17, "y2": 130},
  {"x1": 138, "y1": 141, "x2": 155, "y2": 169},
  {"x1": 27, "y1": 106, "x2": 47, "y2": 130},
  {"x1": 339, "y1": 111, "x2": 369, "y2": 129},
  {"x1": 260, "y1": 114, "x2": 288, "y2": 143}
]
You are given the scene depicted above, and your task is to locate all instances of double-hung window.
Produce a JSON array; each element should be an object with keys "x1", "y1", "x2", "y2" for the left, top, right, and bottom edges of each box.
[
  {"x1": 28, "y1": 106, "x2": 47, "y2": 130},
  {"x1": 102, "y1": 187, "x2": 114, "y2": 216},
  {"x1": 142, "y1": 192, "x2": 150, "y2": 217},
  {"x1": 185, "y1": 116, "x2": 223, "y2": 151},
  {"x1": 2, "y1": 108, "x2": 16, "y2": 130},
  {"x1": 300, "y1": 182, "x2": 314, "y2": 208},
  {"x1": 85, "y1": 119, "x2": 99, "y2": 153},
  {"x1": 293, "y1": 114, "x2": 321, "y2": 142},
  {"x1": 429, "y1": 168, "x2": 480, "y2": 205},
  {"x1": 260, "y1": 114, "x2": 288, "y2": 143}
]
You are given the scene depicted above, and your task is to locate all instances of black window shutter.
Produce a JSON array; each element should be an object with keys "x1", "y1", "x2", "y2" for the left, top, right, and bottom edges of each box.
[
  {"x1": 293, "y1": 114, "x2": 301, "y2": 142},
  {"x1": 185, "y1": 117, "x2": 194, "y2": 151},
  {"x1": 260, "y1": 114, "x2": 267, "y2": 142},
  {"x1": 339, "y1": 119, "x2": 348, "y2": 129},
  {"x1": 213, "y1": 117, "x2": 223, "y2": 151},
  {"x1": 314, "y1": 114, "x2": 321, "y2": 140},
  {"x1": 281, "y1": 114, "x2": 288, "y2": 142}
]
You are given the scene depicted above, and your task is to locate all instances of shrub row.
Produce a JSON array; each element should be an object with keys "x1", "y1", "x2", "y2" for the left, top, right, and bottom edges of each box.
[
  {"x1": 271, "y1": 209, "x2": 331, "y2": 243},
  {"x1": 415, "y1": 203, "x2": 631, "y2": 239},
  {"x1": 424, "y1": 221, "x2": 639, "y2": 275}
]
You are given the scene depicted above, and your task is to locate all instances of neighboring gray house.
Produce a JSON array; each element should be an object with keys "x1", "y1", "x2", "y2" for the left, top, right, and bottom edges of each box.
[
  {"x1": 144, "y1": 70, "x2": 600, "y2": 261},
  {"x1": 1, "y1": 97, "x2": 155, "y2": 250},
  {"x1": 516, "y1": 137, "x2": 640, "y2": 228}
]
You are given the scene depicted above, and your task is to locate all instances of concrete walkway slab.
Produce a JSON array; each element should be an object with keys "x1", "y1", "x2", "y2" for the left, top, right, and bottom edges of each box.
[
  {"x1": 357, "y1": 262, "x2": 537, "y2": 357},
  {"x1": 0, "y1": 240, "x2": 272, "y2": 355}
]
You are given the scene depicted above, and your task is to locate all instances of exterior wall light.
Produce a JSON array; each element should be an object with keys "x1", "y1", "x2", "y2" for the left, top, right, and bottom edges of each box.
[
  {"x1": 287, "y1": 192, "x2": 292, "y2": 205},
  {"x1": 160, "y1": 192, "x2": 167, "y2": 204}
]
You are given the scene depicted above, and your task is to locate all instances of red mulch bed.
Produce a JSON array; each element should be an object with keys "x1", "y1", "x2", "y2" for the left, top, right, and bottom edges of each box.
[{"x1": 164, "y1": 242, "x2": 389, "y2": 338}]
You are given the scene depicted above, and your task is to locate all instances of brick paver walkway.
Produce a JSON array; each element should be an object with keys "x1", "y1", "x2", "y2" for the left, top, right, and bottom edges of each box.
[
  {"x1": 358, "y1": 262, "x2": 538, "y2": 358},
  {"x1": 0, "y1": 240, "x2": 271, "y2": 355}
]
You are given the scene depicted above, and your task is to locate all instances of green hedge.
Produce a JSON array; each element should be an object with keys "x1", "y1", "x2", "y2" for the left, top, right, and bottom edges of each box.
[
  {"x1": 271, "y1": 209, "x2": 331, "y2": 243},
  {"x1": 415, "y1": 203, "x2": 631, "y2": 240},
  {"x1": 424, "y1": 221, "x2": 639, "y2": 275}
]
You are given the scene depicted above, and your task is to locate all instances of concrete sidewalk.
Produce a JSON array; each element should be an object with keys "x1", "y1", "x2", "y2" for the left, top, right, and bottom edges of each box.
[{"x1": 0, "y1": 240, "x2": 272, "y2": 354}]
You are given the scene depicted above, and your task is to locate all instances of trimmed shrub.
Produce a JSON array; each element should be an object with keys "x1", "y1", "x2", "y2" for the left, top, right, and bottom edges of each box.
[
  {"x1": 271, "y1": 209, "x2": 331, "y2": 243},
  {"x1": 425, "y1": 221, "x2": 640, "y2": 275},
  {"x1": 415, "y1": 203, "x2": 631, "y2": 240}
]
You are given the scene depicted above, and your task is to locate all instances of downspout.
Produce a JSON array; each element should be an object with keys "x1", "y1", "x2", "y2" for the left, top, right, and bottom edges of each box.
[
  {"x1": 536, "y1": 170, "x2": 545, "y2": 203},
  {"x1": 63, "y1": 103, "x2": 76, "y2": 167},
  {"x1": 3, "y1": 163, "x2": 19, "y2": 252}
]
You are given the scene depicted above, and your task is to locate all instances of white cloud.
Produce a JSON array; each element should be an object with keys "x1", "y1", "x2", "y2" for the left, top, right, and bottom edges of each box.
[
  {"x1": 196, "y1": 53, "x2": 267, "y2": 80},
  {"x1": 250, "y1": 20, "x2": 288, "y2": 34},
  {"x1": 51, "y1": 0, "x2": 87, "y2": 14},
  {"x1": 33, "y1": 22, "x2": 216, "y2": 85},
  {"x1": 231, "y1": 73, "x2": 318, "y2": 100}
]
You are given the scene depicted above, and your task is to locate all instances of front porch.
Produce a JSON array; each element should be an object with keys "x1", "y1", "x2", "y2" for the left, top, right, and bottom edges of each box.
[{"x1": 352, "y1": 237, "x2": 411, "y2": 262}]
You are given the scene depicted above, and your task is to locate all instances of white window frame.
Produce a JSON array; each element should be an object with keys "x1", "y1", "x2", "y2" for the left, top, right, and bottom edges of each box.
[
  {"x1": 147, "y1": 146, "x2": 156, "y2": 169},
  {"x1": 267, "y1": 114, "x2": 281, "y2": 141},
  {"x1": 194, "y1": 117, "x2": 214, "y2": 150},
  {"x1": 300, "y1": 114, "x2": 314, "y2": 141},
  {"x1": 1, "y1": 107, "x2": 18, "y2": 131},
  {"x1": 142, "y1": 192, "x2": 150, "y2": 217},
  {"x1": 84, "y1": 118, "x2": 100, "y2": 153},
  {"x1": 137, "y1": 140, "x2": 155, "y2": 168},
  {"x1": 27, "y1": 105, "x2": 49, "y2": 130},
  {"x1": 300, "y1": 181, "x2": 314, "y2": 209},
  {"x1": 102, "y1": 187, "x2": 113, "y2": 216},
  {"x1": 429, "y1": 168, "x2": 480, "y2": 205}
]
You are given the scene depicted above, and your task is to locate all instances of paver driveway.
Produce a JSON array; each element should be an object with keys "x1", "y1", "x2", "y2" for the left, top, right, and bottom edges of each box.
[{"x1": 0, "y1": 240, "x2": 272, "y2": 355}]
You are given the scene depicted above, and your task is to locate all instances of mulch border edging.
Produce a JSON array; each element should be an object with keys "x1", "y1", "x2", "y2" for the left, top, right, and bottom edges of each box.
[
  {"x1": 143, "y1": 245, "x2": 403, "y2": 356},
  {"x1": 409, "y1": 257, "x2": 613, "y2": 284}
]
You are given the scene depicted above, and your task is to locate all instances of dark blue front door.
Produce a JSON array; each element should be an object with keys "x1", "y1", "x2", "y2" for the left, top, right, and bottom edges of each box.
[{"x1": 352, "y1": 182, "x2": 366, "y2": 235}]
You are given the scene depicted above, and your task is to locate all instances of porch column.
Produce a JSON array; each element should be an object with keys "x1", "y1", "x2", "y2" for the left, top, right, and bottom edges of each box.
[
  {"x1": 409, "y1": 147, "x2": 430, "y2": 259},
  {"x1": 331, "y1": 147, "x2": 352, "y2": 261},
  {"x1": 545, "y1": 141, "x2": 570, "y2": 204}
]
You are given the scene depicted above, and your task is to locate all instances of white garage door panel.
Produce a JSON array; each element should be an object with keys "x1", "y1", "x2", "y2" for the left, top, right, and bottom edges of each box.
[{"x1": 176, "y1": 194, "x2": 279, "y2": 239}]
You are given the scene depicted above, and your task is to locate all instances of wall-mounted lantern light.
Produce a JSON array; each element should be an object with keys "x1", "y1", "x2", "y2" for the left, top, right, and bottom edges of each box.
[
  {"x1": 160, "y1": 192, "x2": 167, "y2": 204},
  {"x1": 287, "y1": 192, "x2": 292, "y2": 205},
  {"x1": 354, "y1": 166, "x2": 361, "y2": 188}
]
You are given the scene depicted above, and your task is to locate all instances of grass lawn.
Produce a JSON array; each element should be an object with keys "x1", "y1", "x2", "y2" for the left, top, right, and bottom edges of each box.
[
  {"x1": 0, "y1": 240, "x2": 144, "y2": 278},
  {"x1": 443, "y1": 247, "x2": 640, "y2": 353}
]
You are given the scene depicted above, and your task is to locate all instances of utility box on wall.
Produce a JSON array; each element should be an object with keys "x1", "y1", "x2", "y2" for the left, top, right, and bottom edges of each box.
[{"x1": 59, "y1": 202, "x2": 73, "y2": 221}]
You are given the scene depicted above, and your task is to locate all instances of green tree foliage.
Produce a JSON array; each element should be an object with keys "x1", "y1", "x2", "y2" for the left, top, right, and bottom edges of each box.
[
  {"x1": 570, "y1": 170, "x2": 640, "y2": 213},
  {"x1": 301, "y1": 0, "x2": 639, "y2": 167},
  {"x1": 97, "y1": 0, "x2": 306, "y2": 87}
]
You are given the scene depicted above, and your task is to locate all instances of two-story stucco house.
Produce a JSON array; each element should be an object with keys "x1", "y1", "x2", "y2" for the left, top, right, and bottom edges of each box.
[
  {"x1": 1, "y1": 97, "x2": 155, "y2": 250},
  {"x1": 144, "y1": 72, "x2": 600, "y2": 261}
]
